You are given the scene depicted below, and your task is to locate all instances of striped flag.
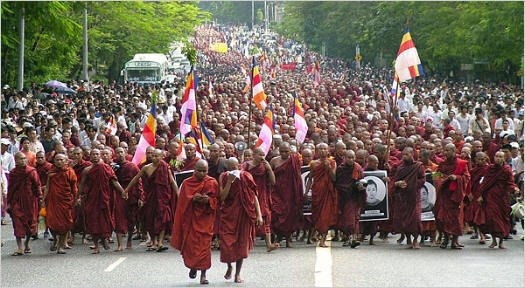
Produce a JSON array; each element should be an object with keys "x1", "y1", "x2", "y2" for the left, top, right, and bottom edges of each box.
[
  {"x1": 251, "y1": 57, "x2": 267, "y2": 110},
  {"x1": 180, "y1": 68, "x2": 198, "y2": 137},
  {"x1": 313, "y1": 60, "x2": 321, "y2": 88},
  {"x1": 132, "y1": 100, "x2": 156, "y2": 165},
  {"x1": 200, "y1": 122, "x2": 214, "y2": 146},
  {"x1": 293, "y1": 93, "x2": 308, "y2": 145},
  {"x1": 106, "y1": 115, "x2": 117, "y2": 136},
  {"x1": 255, "y1": 107, "x2": 274, "y2": 156},
  {"x1": 208, "y1": 78, "x2": 214, "y2": 99},
  {"x1": 394, "y1": 28, "x2": 424, "y2": 83}
]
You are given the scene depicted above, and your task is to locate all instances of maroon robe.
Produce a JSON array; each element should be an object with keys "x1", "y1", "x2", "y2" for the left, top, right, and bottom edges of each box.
[
  {"x1": 435, "y1": 157, "x2": 470, "y2": 236},
  {"x1": 36, "y1": 161, "x2": 53, "y2": 187},
  {"x1": 114, "y1": 161, "x2": 144, "y2": 233},
  {"x1": 181, "y1": 157, "x2": 200, "y2": 171},
  {"x1": 243, "y1": 161, "x2": 272, "y2": 235},
  {"x1": 464, "y1": 163, "x2": 489, "y2": 224},
  {"x1": 271, "y1": 154, "x2": 304, "y2": 235},
  {"x1": 476, "y1": 164, "x2": 517, "y2": 237},
  {"x1": 142, "y1": 160, "x2": 173, "y2": 236},
  {"x1": 219, "y1": 171, "x2": 257, "y2": 263},
  {"x1": 46, "y1": 166, "x2": 77, "y2": 233},
  {"x1": 335, "y1": 162, "x2": 365, "y2": 235},
  {"x1": 392, "y1": 160, "x2": 425, "y2": 235},
  {"x1": 171, "y1": 175, "x2": 218, "y2": 270},
  {"x1": 7, "y1": 166, "x2": 42, "y2": 237},
  {"x1": 83, "y1": 162, "x2": 116, "y2": 238},
  {"x1": 72, "y1": 160, "x2": 92, "y2": 233},
  {"x1": 310, "y1": 159, "x2": 339, "y2": 234}
]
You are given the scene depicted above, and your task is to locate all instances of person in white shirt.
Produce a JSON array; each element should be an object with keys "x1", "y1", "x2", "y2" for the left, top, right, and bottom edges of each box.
[
  {"x1": 447, "y1": 111, "x2": 462, "y2": 131},
  {"x1": 1, "y1": 139, "x2": 15, "y2": 172},
  {"x1": 494, "y1": 110, "x2": 515, "y2": 131},
  {"x1": 456, "y1": 106, "x2": 471, "y2": 136},
  {"x1": 396, "y1": 92, "x2": 410, "y2": 116},
  {"x1": 427, "y1": 104, "x2": 443, "y2": 129}
]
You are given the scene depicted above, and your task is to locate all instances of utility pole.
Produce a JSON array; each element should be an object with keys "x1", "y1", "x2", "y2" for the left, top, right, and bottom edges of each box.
[
  {"x1": 82, "y1": 2, "x2": 89, "y2": 81},
  {"x1": 251, "y1": 1, "x2": 254, "y2": 30},
  {"x1": 17, "y1": 7, "x2": 25, "y2": 90},
  {"x1": 264, "y1": 1, "x2": 268, "y2": 32}
]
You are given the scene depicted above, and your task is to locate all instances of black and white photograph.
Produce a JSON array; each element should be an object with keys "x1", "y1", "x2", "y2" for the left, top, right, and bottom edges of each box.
[
  {"x1": 422, "y1": 172, "x2": 437, "y2": 221},
  {"x1": 360, "y1": 170, "x2": 389, "y2": 221}
]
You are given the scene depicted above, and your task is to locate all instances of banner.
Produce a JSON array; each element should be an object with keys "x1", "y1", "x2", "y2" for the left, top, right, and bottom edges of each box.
[
  {"x1": 421, "y1": 172, "x2": 437, "y2": 221},
  {"x1": 210, "y1": 42, "x2": 228, "y2": 53},
  {"x1": 359, "y1": 170, "x2": 389, "y2": 222}
]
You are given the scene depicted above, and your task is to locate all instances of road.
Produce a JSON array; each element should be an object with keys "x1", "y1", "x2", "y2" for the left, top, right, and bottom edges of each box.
[{"x1": 1, "y1": 217, "x2": 524, "y2": 288}]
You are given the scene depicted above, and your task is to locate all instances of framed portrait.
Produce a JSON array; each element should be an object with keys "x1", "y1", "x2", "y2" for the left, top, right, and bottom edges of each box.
[
  {"x1": 360, "y1": 170, "x2": 389, "y2": 222},
  {"x1": 421, "y1": 172, "x2": 437, "y2": 221},
  {"x1": 301, "y1": 166, "x2": 312, "y2": 216},
  {"x1": 174, "y1": 170, "x2": 194, "y2": 188}
]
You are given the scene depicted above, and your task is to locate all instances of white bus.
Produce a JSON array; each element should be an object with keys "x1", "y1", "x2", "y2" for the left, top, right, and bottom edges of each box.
[{"x1": 122, "y1": 53, "x2": 169, "y2": 85}]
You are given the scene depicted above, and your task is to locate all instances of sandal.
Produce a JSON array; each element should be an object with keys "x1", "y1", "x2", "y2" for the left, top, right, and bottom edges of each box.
[
  {"x1": 439, "y1": 241, "x2": 448, "y2": 249},
  {"x1": 146, "y1": 247, "x2": 156, "y2": 252},
  {"x1": 157, "y1": 246, "x2": 168, "y2": 252},
  {"x1": 24, "y1": 249, "x2": 31, "y2": 254},
  {"x1": 450, "y1": 244, "x2": 462, "y2": 250},
  {"x1": 189, "y1": 269, "x2": 197, "y2": 279},
  {"x1": 11, "y1": 251, "x2": 24, "y2": 256}
]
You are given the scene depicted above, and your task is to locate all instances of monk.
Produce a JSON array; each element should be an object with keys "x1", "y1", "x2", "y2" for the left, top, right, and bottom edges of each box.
[
  {"x1": 392, "y1": 147, "x2": 425, "y2": 249},
  {"x1": 207, "y1": 143, "x2": 227, "y2": 249},
  {"x1": 79, "y1": 149, "x2": 127, "y2": 254},
  {"x1": 45, "y1": 154, "x2": 77, "y2": 254},
  {"x1": 476, "y1": 151, "x2": 519, "y2": 249},
  {"x1": 35, "y1": 151, "x2": 53, "y2": 239},
  {"x1": 114, "y1": 147, "x2": 144, "y2": 251},
  {"x1": 335, "y1": 150, "x2": 366, "y2": 248},
  {"x1": 219, "y1": 157, "x2": 263, "y2": 283},
  {"x1": 435, "y1": 143, "x2": 471, "y2": 249},
  {"x1": 465, "y1": 152, "x2": 490, "y2": 244},
  {"x1": 243, "y1": 147, "x2": 278, "y2": 251},
  {"x1": 171, "y1": 159, "x2": 218, "y2": 285},
  {"x1": 70, "y1": 147, "x2": 92, "y2": 243},
  {"x1": 125, "y1": 149, "x2": 178, "y2": 252},
  {"x1": 307, "y1": 143, "x2": 338, "y2": 248},
  {"x1": 270, "y1": 142, "x2": 304, "y2": 247},
  {"x1": 7, "y1": 152, "x2": 42, "y2": 256},
  {"x1": 181, "y1": 143, "x2": 200, "y2": 171}
]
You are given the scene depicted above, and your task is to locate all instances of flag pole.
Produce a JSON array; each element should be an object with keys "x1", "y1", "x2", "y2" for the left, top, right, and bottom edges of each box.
[
  {"x1": 384, "y1": 78, "x2": 398, "y2": 164},
  {"x1": 247, "y1": 57, "x2": 254, "y2": 149}
]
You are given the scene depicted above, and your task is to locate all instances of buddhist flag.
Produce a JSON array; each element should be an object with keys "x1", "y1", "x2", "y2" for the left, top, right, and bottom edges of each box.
[
  {"x1": 313, "y1": 60, "x2": 321, "y2": 88},
  {"x1": 132, "y1": 100, "x2": 156, "y2": 165},
  {"x1": 255, "y1": 107, "x2": 274, "y2": 156},
  {"x1": 180, "y1": 68, "x2": 198, "y2": 137},
  {"x1": 208, "y1": 79, "x2": 214, "y2": 99},
  {"x1": 251, "y1": 57, "x2": 267, "y2": 110},
  {"x1": 187, "y1": 129, "x2": 203, "y2": 158},
  {"x1": 394, "y1": 28, "x2": 424, "y2": 83},
  {"x1": 106, "y1": 115, "x2": 117, "y2": 136},
  {"x1": 293, "y1": 92, "x2": 308, "y2": 145},
  {"x1": 200, "y1": 122, "x2": 214, "y2": 146}
]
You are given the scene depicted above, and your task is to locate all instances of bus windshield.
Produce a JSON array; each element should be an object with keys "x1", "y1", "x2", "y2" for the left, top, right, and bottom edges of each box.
[{"x1": 127, "y1": 69, "x2": 159, "y2": 82}]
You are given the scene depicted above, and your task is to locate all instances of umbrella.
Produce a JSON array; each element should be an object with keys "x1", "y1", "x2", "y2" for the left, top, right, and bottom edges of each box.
[
  {"x1": 45, "y1": 80, "x2": 67, "y2": 89},
  {"x1": 55, "y1": 86, "x2": 76, "y2": 94}
]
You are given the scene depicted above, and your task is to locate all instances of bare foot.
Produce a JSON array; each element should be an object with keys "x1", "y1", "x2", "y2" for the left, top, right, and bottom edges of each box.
[
  {"x1": 92, "y1": 248, "x2": 100, "y2": 254},
  {"x1": 114, "y1": 247, "x2": 123, "y2": 252},
  {"x1": 200, "y1": 277, "x2": 209, "y2": 285},
  {"x1": 498, "y1": 245, "x2": 506, "y2": 249},
  {"x1": 224, "y1": 266, "x2": 232, "y2": 280},
  {"x1": 234, "y1": 275, "x2": 243, "y2": 283},
  {"x1": 412, "y1": 242, "x2": 421, "y2": 249},
  {"x1": 319, "y1": 243, "x2": 328, "y2": 248},
  {"x1": 406, "y1": 245, "x2": 413, "y2": 249},
  {"x1": 369, "y1": 240, "x2": 375, "y2": 245},
  {"x1": 430, "y1": 241, "x2": 438, "y2": 247},
  {"x1": 489, "y1": 242, "x2": 497, "y2": 248},
  {"x1": 286, "y1": 241, "x2": 293, "y2": 248},
  {"x1": 267, "y1": 243, "x2": 279, "y2": 252}
]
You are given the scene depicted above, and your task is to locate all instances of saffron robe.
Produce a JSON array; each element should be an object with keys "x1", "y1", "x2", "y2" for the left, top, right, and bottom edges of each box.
[
  {"x1": 46, "y1": 166, "x2": 77, "y2": 233},
  {"x1": 310, "y1": 159, "x2": 339, "y2": 234}
]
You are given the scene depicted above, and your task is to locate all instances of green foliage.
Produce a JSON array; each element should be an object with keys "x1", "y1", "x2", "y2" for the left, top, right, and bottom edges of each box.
[
  {"x1": 182, "y1": 41, "x2": 197, "y2": 67},
  {"x1": 274, "y1": 1, "x2": 524, "y2": 83},
  {"x1": 1, "y1": 1, "x2": 210, "y2": 86}
]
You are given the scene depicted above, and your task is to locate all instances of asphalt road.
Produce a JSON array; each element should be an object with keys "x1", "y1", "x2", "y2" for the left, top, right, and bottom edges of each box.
[{"x1": 1, "y1": 217, "x2": 524, "y2": 288}]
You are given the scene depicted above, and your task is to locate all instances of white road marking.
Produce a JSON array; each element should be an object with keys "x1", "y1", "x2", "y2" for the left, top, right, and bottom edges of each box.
[
  {"x1": 314, "y1": 238, "x2": 333, "y2": 287},
  {"x1": 104, "y1": 257, "x2": 126, "y2": 272}
]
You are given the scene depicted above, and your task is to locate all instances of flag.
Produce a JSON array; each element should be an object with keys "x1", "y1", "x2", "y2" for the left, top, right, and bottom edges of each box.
[
  {"x1": 208, "y1": 78, "x2": 214, "y2": 99},
  {"x1": 255, "y1": 107, "x2": 274, "y2": 156},
  {"x1": 187, "y1": 129, "x2": 203, "y2": 158},
  {"x1": 132, "y1": 101, "x2": 156, "y2": 165},
  {"x1": 180, "y1": 68, "x2": 198, "y2": 137},
  {"x1": 176, "y1": 138, "x2": 186, "y2": 161},
  {"x1": 251, "y1": 57, "x2": 267, "y2": 110},
  {"x1": 313, "y1": 60, "x2": 321, "y2": 88},
  {"x1": 394, "y1": 28, "x2": 424, "y2": 83},
  {"x1": 106, "y1": 115, "x2": 117, "y2": 136},
  {"x1": 241, "y1": 65, "x2": 250, "y2": 93},
  {"x1": 200, "y1": 122, "x2": 214, "y2": 146},
  {"x1": 293, "y1": 92, "x2": 308, "y2": 145}
]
